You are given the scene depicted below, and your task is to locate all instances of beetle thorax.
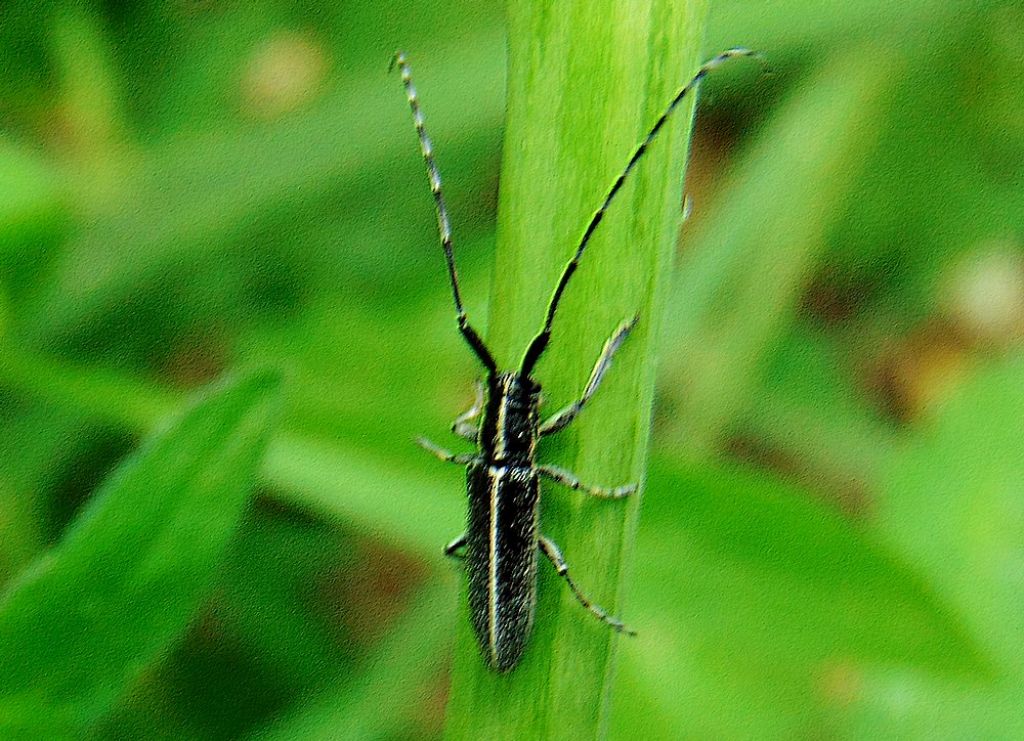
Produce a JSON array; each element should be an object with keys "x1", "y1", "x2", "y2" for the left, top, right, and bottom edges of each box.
[{"x1": 481, "y1": 372, "x2": 541, "y2": 464}]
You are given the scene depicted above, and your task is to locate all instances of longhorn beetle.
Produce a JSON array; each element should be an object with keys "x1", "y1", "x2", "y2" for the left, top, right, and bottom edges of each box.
[{"x1": 393, "y1": 48, "x2": 759, "y2": 672}]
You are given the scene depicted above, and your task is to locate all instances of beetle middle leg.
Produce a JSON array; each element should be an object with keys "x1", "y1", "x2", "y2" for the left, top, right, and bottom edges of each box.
[
  {"x1": 539, "y1": 535, "x2": 635, "y2": 635},
  {"x1": 538, "y1": 464, "x2": 635, "y2": 499},
  {"x1": 444, "y1": 533, "x2": 467, "y2": 559},
  {"x1": 417, "y1": 437, "x2": 477, "y2": 465},
  {"x1": 540, "y1": 317, "x2": 637, "y2": 436}
]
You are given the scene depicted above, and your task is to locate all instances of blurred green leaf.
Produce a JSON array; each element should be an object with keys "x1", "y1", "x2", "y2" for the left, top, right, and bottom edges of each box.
[
  {"x1": 829, "y1": 355, "x2": 1024, "y2": 735},
  {"x1": 610, "y1": 458, "x2": 991, "y2": 738},
  {"x1": 0, "y1": 480, "x2": 36, "y2": 590},
  {"x1": 739, "y1": 327, "x2": 897, "y2": 492},
  {"x1": 266, "y1": 433, "x2": 461, "y2": 558},
  {"x1": 214, "y1": 511, "x2": 355, "y2": 690},
  {"x1": 838, "y1": 668, "x2": 1024, "y2": 739},
  {"x1": 0, "y1": 406, "x2": 107, "y2": 585},
  {"x1": 877, "y1": 354, "x2": 1024, "y2": 670},
  {"x1": 708, "y1": 0, "x2": 972, "y2": 53},
  {"x1": 17, "y1": 33, "x2": 505, "y2": 346},
  {"x1": 0, "y1": 341, "x2": 462, "y2": 558},
  {"x1": 0, "y1": 369, "x2": 280, "y2": 735},
  {"x1": 0, "y1": 341, "x2": 176, "y2": 429},
  {"x1": 0, "y1": 138, "x2": 68, "y2": 264},
  {"x1": 643, "y1": 459, "x2": 987, "y2": 672},
  {"x1": 253, "y1": 583, "x2": 455, "y2": 741},
  {"x1": 661, "y1": 43, "x2": 897, "y2": 458}
]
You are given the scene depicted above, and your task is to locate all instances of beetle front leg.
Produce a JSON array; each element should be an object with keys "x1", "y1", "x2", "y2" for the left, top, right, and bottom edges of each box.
[
  {"x1": 451, "y1": 380, "x2": 483, "y2": 440},
  {"x1": 540, "y1": 317, "x2": 636, "y2": 436}
]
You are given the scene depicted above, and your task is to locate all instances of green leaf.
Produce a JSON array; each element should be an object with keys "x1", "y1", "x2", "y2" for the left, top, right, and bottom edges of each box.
[
  {"x1": 707, "y1": 0, "x2": 973, "y2": 53},
  {"x1": 830, "y1": 356, "x2": 1024, "y2": 735},
  {"x1": 0, "y1": 138, "x2": 68, "y2": 264},
  {"x1": 659, "y1": 43, "x2": 897, "y2": 458},
  {"x1": 877, "y1": 355, "x2": 1024, "y2": 671},
  {"x1": 266, "y1": 433, "x2": 462, "y2": 557},
  {"x1": 645, "y1": 458, "x2": 986, "y2": 669},
  {"x1": 251, "y1": 583, "x2": 456, "y2": 741},
  {"x1": 739, "y1": 328, "x2": 898, "y2": 490},
  {"x1": 837, "y1": 669, "x2": 1024, "y2": 739},
  {"x1": 445, "y1": 0, "x2": 709, "y2": 738},
  {"x1": 0, "y1": 341, "x2": 177, "y2": 429},
  {"x1": 18, "y1": 35, "x2": 505, "y2": 345},
  {"x1": 610, "y1": 458, "x2": 990, "y2": 739},
  {"x1": 0, "y1": 408, "x2": 100, "y2": 586},
  {"x1": 0, "y1": 369, "x2": 281, "y2": 736},
  {"x1": 0, "y1": 342, "x2": 462, "y2": 559}
]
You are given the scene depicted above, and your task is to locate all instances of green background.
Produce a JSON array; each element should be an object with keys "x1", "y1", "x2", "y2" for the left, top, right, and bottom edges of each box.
[{"x1": 1, "y1": 0, "x2": 1022, "y2": 738}]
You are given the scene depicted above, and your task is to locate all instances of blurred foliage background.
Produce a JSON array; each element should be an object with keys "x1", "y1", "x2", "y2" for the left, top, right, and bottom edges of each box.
[{"x1": 0, "y1": 0, "x2": 1022, "y2": 738}]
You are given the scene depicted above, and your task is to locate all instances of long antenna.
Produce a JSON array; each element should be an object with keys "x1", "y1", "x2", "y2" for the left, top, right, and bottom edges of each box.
[
  {"x1": 392, "y1": 52, "x2": 497, "y2": 372},
  {"x1": 520, "y1": 48, "x2": 761, "y2": 374}
]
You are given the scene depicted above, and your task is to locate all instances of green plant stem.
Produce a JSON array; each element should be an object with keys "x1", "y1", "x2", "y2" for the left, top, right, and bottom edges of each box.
[{"x1": 444, "y1": 1, "x2": 708, "y2": 737}]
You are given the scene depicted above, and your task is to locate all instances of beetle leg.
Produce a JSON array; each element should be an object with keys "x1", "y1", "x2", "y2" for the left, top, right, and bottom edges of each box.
[
  {"x1": 417, "y1": 437, "x2": 477, "y2": 465},
  {"x1": 538, "y1": 464, "x2": 636, "y2": 499},
  {"x1": 538, "y1": 535, "x2": 636, "y2": 635},
  {"x1": 540, "y1": 317, "x2": 637, "y2": 436},
  {"x1": 451, "y1": 380, "x2": 483, "y2": 441},
  {"x1": 445, "y1": 533, "x2": 467, "y2": 559}
]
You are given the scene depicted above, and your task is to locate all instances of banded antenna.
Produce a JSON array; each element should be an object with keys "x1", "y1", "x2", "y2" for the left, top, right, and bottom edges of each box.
[
  {"x1": 391, "y1": 52, "x2": 497, "y2": 372},
  {"x1": 519, "y1": 48, "x2": 762, "y2": 375}
]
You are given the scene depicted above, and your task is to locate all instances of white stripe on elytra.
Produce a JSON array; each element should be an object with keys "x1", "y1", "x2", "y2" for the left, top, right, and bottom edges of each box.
[
  {"x1": 487, "y1": 466, "x2": 505, "y2": 664},
  {"x1": 492, "y1": 376, "x2": 513, "y2": 460}
]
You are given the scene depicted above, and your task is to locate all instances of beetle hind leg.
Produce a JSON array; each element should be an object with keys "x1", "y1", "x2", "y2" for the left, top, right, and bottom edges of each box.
[{"x1": 539, "y1": 535, "x2": 636, "y2": 636}]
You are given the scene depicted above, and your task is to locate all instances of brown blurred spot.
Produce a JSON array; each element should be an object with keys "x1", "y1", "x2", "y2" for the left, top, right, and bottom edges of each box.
[
  {"x1": 801, "y1": 266, "x2": 877, "y2": 326},
  {"x1": 866, "y1": 319, "x2": 972, "y2": 423},
  {"x1": 940, "y1": 239, "x2": 1024, "y2": 351},
  {"x1": 158, "y1": 324, "x2": 230, "y2": 389},
  {"x1": 817, "y1": 658, "x2": 862, "y2": 708},
  {"x1": 725, "y1": 433, "x2": 871, "y2": 518},
  {"x1": 867, "y1": 240, "x2": 1024, "y2": 423},
  {"x1": 416, "y1": 662, "x2": 454, "y2": 738},
  {"x1": 324, "y1": 537, "x2": 427, "y2": 647},
  {"x1": 241, "y1": 31, "x2": 328, "y2": 120}
]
